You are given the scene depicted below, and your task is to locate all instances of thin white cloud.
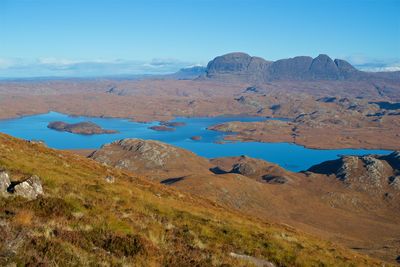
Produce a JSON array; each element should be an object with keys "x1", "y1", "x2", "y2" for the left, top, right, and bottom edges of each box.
[
  {"x1": 359, "y1": 62, "x2": 400, "y2": 72},
  {"x1": 344, "y1": 54, "x2": 400, "y2": 72},
  {"x1": 0, "y1": 57, "x2": 202, "y2": 78}
]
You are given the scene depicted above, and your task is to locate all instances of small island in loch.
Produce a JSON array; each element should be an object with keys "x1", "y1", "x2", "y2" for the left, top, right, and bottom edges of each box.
[
  {"x1": 47, "y1": 121, "x2": 118, "y2": 135},
  {"x1": 160, "y1": 121, "x2": 186, "y2": 127},
  {"x1": 148, "y1": 125, "x2": 175, "y2": 132}
]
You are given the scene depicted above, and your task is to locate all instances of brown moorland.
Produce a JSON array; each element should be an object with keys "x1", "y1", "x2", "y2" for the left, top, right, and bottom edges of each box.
[
  {"x1": 0, "y1": 77, "x2": 399, "y2": 149},
  {"x1": 88, "y1": 139, "x2": 400, "y2": 263},
  {"x1": 0, "y1": 133, "x2": 392, "y2": 266}
]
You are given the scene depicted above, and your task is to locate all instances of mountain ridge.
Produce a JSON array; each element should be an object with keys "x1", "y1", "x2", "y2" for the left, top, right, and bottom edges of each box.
[{"x1": 201, "y1": 52, "x2": 400, "y2": 83}]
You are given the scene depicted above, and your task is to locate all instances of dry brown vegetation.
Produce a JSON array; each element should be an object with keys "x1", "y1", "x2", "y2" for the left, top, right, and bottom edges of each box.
[
  {"x1": 0, "y1": 133, "x2": 393, "y2": 266},
  {"x1": 86, "y1": 140, "x2": 400, "y2": 264},
  {"x1": 0, "y1": 78, "x2": 399, "y2": 149}
]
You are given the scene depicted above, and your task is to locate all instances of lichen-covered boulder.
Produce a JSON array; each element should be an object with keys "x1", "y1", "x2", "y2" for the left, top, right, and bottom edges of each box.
[
  {"x1": 11, "y1": 175, "x2": 44, "y2": 200},
  {"x1": 0, "y1": 171, "x2": 11, "y2": 197}
]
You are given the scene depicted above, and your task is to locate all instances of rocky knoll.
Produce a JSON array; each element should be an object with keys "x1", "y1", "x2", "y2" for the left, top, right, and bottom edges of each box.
[
  {"x1": 89, "y1": 139, "x2": 212, "y2": 180},
  {"x1": 210, "y1": 156, "x2": 293, "y2": 184},
  {"x1": 203, "y1": 52, "x2": 400, "y2": 83},
  {"x1": 308, "y1": 151, "x2": 400, "y2": 196},
  {"x1": 47, "y1": 121, "x2": 118, "y2": 135}
]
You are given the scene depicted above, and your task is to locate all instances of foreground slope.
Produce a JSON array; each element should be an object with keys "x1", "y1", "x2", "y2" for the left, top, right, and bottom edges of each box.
[
  {"x1": 0, "y1": 133, "x2": 388, "y2": 266},
  {"x1": 88, "y1": 139, "x2": 400, "y2": 263}
]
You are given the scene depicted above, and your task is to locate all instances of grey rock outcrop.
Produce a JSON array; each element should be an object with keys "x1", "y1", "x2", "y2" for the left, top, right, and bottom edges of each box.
[
  {"x1": 308, "y1": 153, "x2": 400, "y2": 195},
  {"x1": 336, "y1": 156, "x2": 359, "y2": 181},
  {"x1": 361, "y1": 156, "x2": 384, "y2": 188},
  {"x1": 212, "y1": 155, "x2": 292, "y2": 184},
  {"x1": 0, "y1": 172, "x2": 43, "y2": 200},
  {"x1": 11, "y1": 175, "x2": 44, "y2": 200},
  {"x1": 0, "y1": 171, "x2": 11, "y2": 197},
  {"x1": 390, "y1": 176, "x2": 400, "y2": 190},
  {"x1": 89, "y1": 139, "x2": 212, "y2": 180}
]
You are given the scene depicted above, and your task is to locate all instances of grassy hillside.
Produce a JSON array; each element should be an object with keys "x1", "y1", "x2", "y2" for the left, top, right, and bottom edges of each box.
[{"x1": 0, "y1": 133, "x2": 389, "y2": 266}]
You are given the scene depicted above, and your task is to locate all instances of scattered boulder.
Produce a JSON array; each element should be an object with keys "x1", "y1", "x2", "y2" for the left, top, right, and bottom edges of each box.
[
  {"x1": 11, "y1": 175, "x2": 44, "y2": 200},
  {"x1": 105, "y1": 175, "x2": 115, "y2": 184},
  {"x1": 0, "y1": 172, "x2": 43, "y2": 200},
  {"x1": 28, "y1": 140, "x2": 47, "y2": 146},
  {"x1": 190, "y1": 136, "x2": 202, "y2": 141}
]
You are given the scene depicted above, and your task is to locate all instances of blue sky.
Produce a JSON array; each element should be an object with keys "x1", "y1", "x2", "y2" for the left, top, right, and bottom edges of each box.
[{"x1": 0, "y1": 0, "x2": 399, "y2": 77}]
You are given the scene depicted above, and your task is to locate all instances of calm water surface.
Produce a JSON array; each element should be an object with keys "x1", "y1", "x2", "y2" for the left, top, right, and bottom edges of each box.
[{"x1": 0, "y1": 112, "x2": 391, "y2": 172}]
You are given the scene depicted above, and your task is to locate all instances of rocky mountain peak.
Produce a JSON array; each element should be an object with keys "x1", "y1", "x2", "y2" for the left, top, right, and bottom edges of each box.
[
  {"x1": 334, "y1": 58, "x2": 357, "y2": 72},
  {"x1": 206, "y1": 52, "x2": 253, "y2": 73},
  {"x1": 204, "y1": 52, "x2": 271, "y2": 82},
  {"x1": 202, "y1": 52, "x2": 398, "y2": 82},
  {"x1": 309, "y1": 54, "x2": 339, "y2": 80}
]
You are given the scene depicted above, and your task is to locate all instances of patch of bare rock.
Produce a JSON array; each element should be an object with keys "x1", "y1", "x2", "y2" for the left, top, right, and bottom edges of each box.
[
  {"x1": 88, "y1": 138, "x2": 211, "y2": 180},
  {"x1": 308, "y1": 151, "x2": 400, "y2": 196},
  {"x1": 0, "y1": 171, "x2": 43, "y2": 200},
  {"x1": 210, "y1": 155, "x2": 292, "y2": 184}
]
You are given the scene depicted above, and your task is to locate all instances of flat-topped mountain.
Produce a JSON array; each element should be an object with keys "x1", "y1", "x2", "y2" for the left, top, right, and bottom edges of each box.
[
  {"x1": 202, "y1": 52, "x2": 399, "y2": 82},
  {"x1": 47, "y1": 121, "x2": 118, "y2": 135}
]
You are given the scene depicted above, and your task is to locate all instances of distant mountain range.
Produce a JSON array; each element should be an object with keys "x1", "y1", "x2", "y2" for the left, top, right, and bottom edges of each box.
[{"x1": 199, "y1": 52, "x2": 400, "y2": 83}]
